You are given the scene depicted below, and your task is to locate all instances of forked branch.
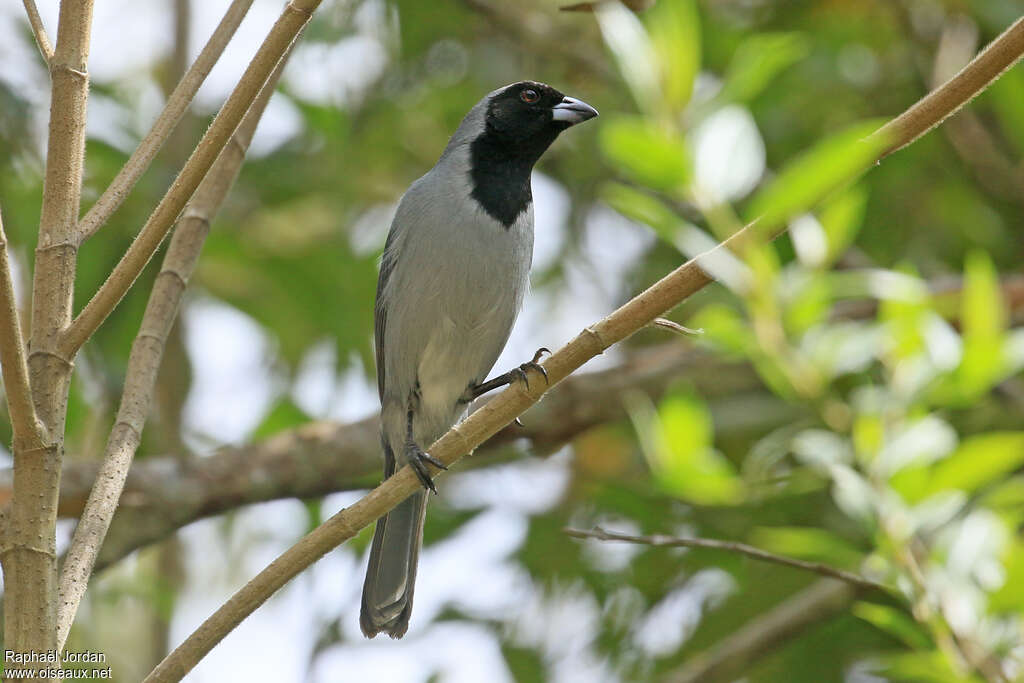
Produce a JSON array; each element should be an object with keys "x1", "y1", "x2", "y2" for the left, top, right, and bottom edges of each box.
[
  {"x1": 56, "y1": 43, "x2": 294, "y2": 650},
  {"x1": 75, "y1": 0, "x2": 255, "y2": 242},
  {"x1": 60, "y1": 0, "x2": 319, "y2": 356}
]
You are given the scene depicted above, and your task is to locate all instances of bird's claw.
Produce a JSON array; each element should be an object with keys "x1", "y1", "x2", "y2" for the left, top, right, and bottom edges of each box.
[
  {"x1": 517, "y1": 347, "x2": 551, "y2": 390},
  {"x1": 405, "y1": 441, "x2": 447, "y2": 495}
]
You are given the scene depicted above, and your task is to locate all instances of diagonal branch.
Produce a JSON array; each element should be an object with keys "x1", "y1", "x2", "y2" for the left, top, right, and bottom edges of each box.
[
  {"x1": 55, "y1": 42, "x2": 294, "y2": 651},
  {"x1": 871, "y1": 14, "x2": 1024, "y2": 159},
  {"x1": 665, "y1": 579, "x2": 859, "y2": 683},
  {"x1": 564, "y1": 527, "x2": 887, "y2": 593},
  {"x1": 75, "y1": 0, "x2": 255, "y2": 242},
  {"x1": 59, "y1": 0, "x2": 320, "y2": 358},
  {"x1": 142, "y1": 16, "x2": 1024, "y2": 681},
  {"x1": 0, "y1": 210, "x2": 44, "y2": 451},
  {"x1": 87, "y1": 346, "x2": 767, "y2": 571},
  {"x1": 21, "y1": 0, "x2": 54, "y2": 64}
]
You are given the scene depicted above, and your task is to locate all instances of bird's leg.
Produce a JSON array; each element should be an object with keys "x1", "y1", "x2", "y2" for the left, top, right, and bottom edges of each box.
[
  {"x1": 463, "y1": 347, "x2": 551, "y2": 403},
  {"x1": 404, "y1": 406, "x2": 447, "y2": 494}
]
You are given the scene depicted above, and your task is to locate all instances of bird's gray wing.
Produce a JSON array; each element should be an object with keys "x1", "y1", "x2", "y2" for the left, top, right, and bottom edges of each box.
[{"x1": 374, "y1": 228, "x2": 399, "y2": 401}]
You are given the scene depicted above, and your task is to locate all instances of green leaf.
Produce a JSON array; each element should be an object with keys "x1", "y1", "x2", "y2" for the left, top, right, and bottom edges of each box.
[
  {"x1": 923, "y1": 432, "x2": 1024, "y2": 499},
  {"x1": 984, "y1": 65, "x2": 1024, "y2": 157},
  {"x1": 852, "y1": 602, "x2": 932, "y2": 650},
  {"x1": 628, "y1": 388, "x2": 743, "y2": 505},
  {"x1": 599, "y1": 115, "x2": 691, "y2": 191},
  {"x1": 251, "y1": 398, "x2": 309, "y2": 441},
  {"x1": 746, "y1": 120, "x2": 888, "y2": 231},
  {"x1": 645, "y1": 0, "x2": 700, "y2": 111},
  {"x1": 990, "y1": 542, "x2": 1024, "y2": 612},
  {"x1": 595, "y1": 1, "x2": 661, "y2": 113},
  {"x1": 719, "y1": 33, "x2": 810, "y2": 104},
  {"x1": 600, "y1": 182, "x2": 681, "y2": 244},
  {"x1": 690, "y1": 303, "x2": 752, "y2": 356},
  {"x1": 818, "y1": 183, "x2": 867, "y2": 265},
  {"x1": 956, "y1": 249, "x2": 1007, "y2": 398},
  {"x1": 749, "y1": 526, "x2": 863, "y2": 568}
]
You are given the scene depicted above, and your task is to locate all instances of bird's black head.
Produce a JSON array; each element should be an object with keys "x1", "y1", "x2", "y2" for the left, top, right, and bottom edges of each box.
[
  {"x1": 482, "y1": 81, "x2": 599, "y2": 158},
  {"x1": 469, "y1": 81, "x2": 598, "y2": 227}
]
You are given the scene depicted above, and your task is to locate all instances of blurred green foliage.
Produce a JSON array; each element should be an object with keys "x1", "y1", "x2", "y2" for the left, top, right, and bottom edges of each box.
[{"x1": 2, "y1": 0, "x2": 1023, "y2": 681}]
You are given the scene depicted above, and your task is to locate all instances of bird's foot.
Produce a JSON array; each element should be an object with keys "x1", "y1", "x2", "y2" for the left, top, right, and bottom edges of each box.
[
  {"x1": 465, "y1": 347, "x2": 552, "y2": 402},
  {"x1": 404, "y1": 440, "x2": 447, "y2": 494},
  {"x1": 513, "y1": 347, "x2": 550, "y2": 391}
]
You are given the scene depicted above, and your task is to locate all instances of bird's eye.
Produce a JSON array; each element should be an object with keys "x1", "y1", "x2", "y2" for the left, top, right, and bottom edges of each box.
[{"x1": 520, "y1": 89, "x2": 539, "y2": 104}]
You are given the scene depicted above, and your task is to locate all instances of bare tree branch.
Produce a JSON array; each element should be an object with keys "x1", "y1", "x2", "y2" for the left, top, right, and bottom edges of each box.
[
  {"x1": 564, "y1": 527, "x2": 887, "y2": 593},
  {"x1": 3, "y1": 0, "x2": 95, "y2": 671},
  {"x1": 75, "y1": 0, "x2": 255, "y2": 242},
  {"x1": 872, "y1": 15, "x2": 1024, "y2": 159},
  {"x1": 142, "y1": 17, "x2": 1024, "y2": 680},
  {"x1": 0, "y1": 210, "x2": 45, "y2": 451},
  {"x1": 21, "y1": 0, "x2": 54, "y2": 64},
  {"x1": 0, "y1": 270, "x2": 1015, "y2": 567},
  {"x1": 59, "y1": 0, "x2": 318, "y2": 357},
  {"x1": 665, "y1": 579, "x2": 858, "y2": 683},
  {"x1": 75, "y1": 346, "x2": 766, "y2": 570},
  {"x1": 56, "y1": 42, "x2": 294, "y2": 651}
]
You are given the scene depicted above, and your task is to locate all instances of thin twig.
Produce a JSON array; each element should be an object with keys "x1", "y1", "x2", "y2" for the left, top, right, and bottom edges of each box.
[
  {"x1": 60, "y1": 0, "x2": 318, "y2": 357},
  {"x1": 665, "y1": 579, "x2": 857, "y2": 683},
  {"x1": 56, "y1": 42, "x2": 292, "y2": 651},
  {"x1": 76, "y1": 0, "x2": 254, "y2": 242},
  {"x1": 21, "y1": 0, "x2": 54, "y2": 63},
  {"x1": 651, "y1": 317, "x2": 703, "y2": 335},
  {"x1": 0, "y1": 210, "x2": 44, "y2": 450},
  {"x1": 143, "y1": 16, "x2": 1024, "y2": 683},
  {"x1": 564, "y1": 527, "x2": 887, "y2": 593}
]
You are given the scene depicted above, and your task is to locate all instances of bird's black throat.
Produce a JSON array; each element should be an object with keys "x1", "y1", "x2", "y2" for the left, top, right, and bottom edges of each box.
[{"x1": 469, "y1": 126, "x2": 559, "y2": 228}]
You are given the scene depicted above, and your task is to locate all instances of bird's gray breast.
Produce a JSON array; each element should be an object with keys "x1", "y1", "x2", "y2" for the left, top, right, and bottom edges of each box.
[{"x1": 377, "y1": 160, "x2": 533, "y2": 439}]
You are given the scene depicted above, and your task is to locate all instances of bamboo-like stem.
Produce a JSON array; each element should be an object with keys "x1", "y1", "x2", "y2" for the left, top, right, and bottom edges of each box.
[
  {"x1": 142, "y1": 17, "x2": 1024, "y2": 681},
  {"x1": 3, "y1": 0, "x2": 95, "y2": 673},
  {"x1": 56, "y1": 47, "x2": 291, "y2": 651},
  {"x1": 564, "y1": 527, "x2": 887, "y2": 592},
  {"x1": 871, "y1": 15, "x2": 1024, "y2": 158},
  {"x1": 0, "y1": 211, "x2": 45, "y2": 451},
  {"x1": 75, "y1": 0, "x2": 254, "y2": 242},
  {"x1": 60, "y1": 0, "x2": 319, "y2": 357},
  {"x1": 21, "y1": 0, "x2": 54, "y2": 64}
]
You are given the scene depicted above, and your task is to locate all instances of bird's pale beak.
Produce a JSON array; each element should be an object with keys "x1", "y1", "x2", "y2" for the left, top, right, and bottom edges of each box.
[{"x1": 551, "y1": 96, "x2": 599, "y2": 125}]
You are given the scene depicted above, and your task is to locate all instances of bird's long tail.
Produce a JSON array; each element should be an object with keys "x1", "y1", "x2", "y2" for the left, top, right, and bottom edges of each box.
[{"x1": 360, "y1": 443, "x2": 428, "y2": 639}]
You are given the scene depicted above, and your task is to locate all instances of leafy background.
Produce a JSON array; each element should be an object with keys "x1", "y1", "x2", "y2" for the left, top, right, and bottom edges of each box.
[{"x1": 0, "y1": 0, "x2": 1023, "y2": 681}]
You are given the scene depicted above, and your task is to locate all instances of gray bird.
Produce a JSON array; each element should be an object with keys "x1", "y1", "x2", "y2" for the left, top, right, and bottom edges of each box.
[{"x1": 361, "y1": 81, "x2": 598, "y2": 638}]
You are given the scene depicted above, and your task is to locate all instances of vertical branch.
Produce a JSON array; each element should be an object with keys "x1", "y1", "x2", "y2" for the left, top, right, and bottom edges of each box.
[
  {"x1": 61, "y1": 0, "x2": 320, "y2": 355},
  {"x1": 0, "y1": 211, "x2": 44, "y2": 451},
  {"x1": 2, "y1": 0, "x2": 95, "y2": 672},
  {"x1": 56, "y1": 41, "x2": 294, "y2": 651},
  {"x1": 76, "y1": 0, "x2": 255, "y2": 241}
]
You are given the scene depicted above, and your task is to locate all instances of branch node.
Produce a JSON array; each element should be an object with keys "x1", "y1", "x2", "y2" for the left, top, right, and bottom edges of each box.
[
  {"x1": 50, "y1": 63, "x2": 88, "y2": 80},
  {"x1": 285, "y1": 2, "x2": 314, "y2": 19},
  {"x1": 582, "y1": 325, "x2": 609, "y2": 354},
  {"x1": 26, "y1": 348, "x2": 74, "y2": 371},
  {"x1": 448, "y1": 424, "x2": 475, "y2": 459}
]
